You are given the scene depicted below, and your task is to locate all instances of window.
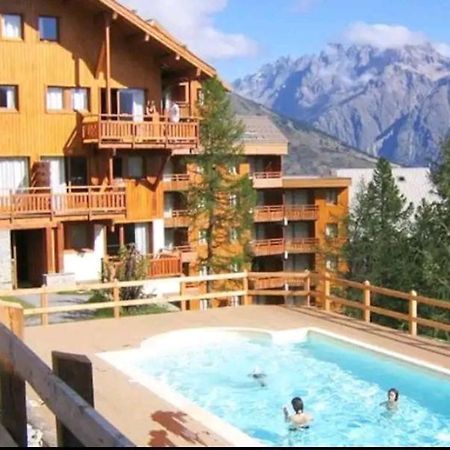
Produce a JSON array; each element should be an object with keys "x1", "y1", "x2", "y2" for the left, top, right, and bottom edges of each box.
[
  {"x1": 229, "y1": 194, "x2": 237, "y2": 207},
  {"x1": 230, "y1": 296, "x2": 240, "y2": 307},
  {"x1": 200, "y1": 299, "x2": 209, "y2": 310},
  {"x1": 46, "y1": 87, "x2": 63, "y2": 110},
  {"x1": 46, "y1": 87, "x2": 90, "y2": 112},
  {"x1": 197, "y1": 88, "x2": 204, "y2": 105},
  {"x1": 198, "y1": 230, "x2": 207, "y2": 245},
  {"x1": 39, "y1": 16, "x2": 59, "y2": 41},
  {"x1": 65, "y1": 223, "x2": 93, "y2": 251},
  {"x1": 326, "y1": 255, "x2": 338, "y2": 272},
  {"x1": 0, "y1": 85, "x2": 17, "y2": 110},
  {"x1": 199, "y1": 265, "x2": 208, "y2": 276},
  {"x1": 72, "y1": 88, "x2": 89, "y2": 111},
  {"x1": 229, "y1": 228, "x2": 238, "y2": 242},
  {"x1": 325, "y1": 223, "x2": 338, "y2": 239},
  {"x1": 2, "y1": 14, "x2": 22, "y2": 39},
  {"x1": 228, "y1": 164, "x2": 238, "y2": 175},
  {"x1": 325, "y1": 189, "x2": 338, "y2": 205},
  {"x1": 128, "y1": 156, "x2": 145, "y2": 179},
  {"x1": 230, "y1": 261, "x2": 240, "y2": 273}
]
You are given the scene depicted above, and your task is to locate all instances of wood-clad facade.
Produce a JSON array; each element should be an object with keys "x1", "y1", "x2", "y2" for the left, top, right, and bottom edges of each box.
[{"x1": 0, "y1": 0, "x2": 214, "y2": 287}]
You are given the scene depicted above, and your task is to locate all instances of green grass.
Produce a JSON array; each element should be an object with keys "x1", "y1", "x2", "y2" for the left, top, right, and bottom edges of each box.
[{"x1": 0, "y1": 296, "x2": 34, "y2": 309}]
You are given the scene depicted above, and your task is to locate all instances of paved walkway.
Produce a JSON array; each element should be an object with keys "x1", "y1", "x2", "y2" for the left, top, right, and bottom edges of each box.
[{"x1": 25, "y1": 306, "x2": 450, "y2": 446}]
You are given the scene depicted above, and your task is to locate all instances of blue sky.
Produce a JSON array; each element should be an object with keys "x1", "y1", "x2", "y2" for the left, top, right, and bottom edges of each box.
[{"x1": 124, "y1": 0, "x2": 450, "y2": 81}]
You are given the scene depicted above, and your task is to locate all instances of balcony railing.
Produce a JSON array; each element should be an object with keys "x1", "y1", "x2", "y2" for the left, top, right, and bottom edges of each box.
[
  {"x1": 285, "y1": 238, "x2": 319, "y2": 253},
  {"x1": 252, "y1": 238, "x2": 285, "y2": 256},
  {"x1": 164, "y1": 209, "x2": 190, "y2": 228},
  {"x1": 82, "y1": 114, "x2": 199, "y2": 149},
  {"x1": 0, "y1": 186, "x2": 126, "y2": 221},
  {"x1": 252, "y1": 237, "x2": 319, "y2": 256},
  {"x1": 252, "y1": 172, "x2": 283, "y2": 189},
  {"x1": 254, "y1": 204, "x2": 319, "y2": 222},
  {"x1": 149, "y1": 256, "x2": 182, "y2": 278},
  {"x1": 254, "y1": 205, "x2": 284, "y2": 222},
  {"x1": 162, "y1": 174, "x2": 190, "y2": 191},
  {"x1": 284, "y1": 205, "x2": 319, "y2": 221},
  {"x1": 174, "y1": 245, "x2": 197, "y2": 263}
]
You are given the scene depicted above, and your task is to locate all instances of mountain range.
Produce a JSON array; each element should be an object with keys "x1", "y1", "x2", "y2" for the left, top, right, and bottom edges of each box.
[
  {"x1": 230, "y1": 93, "x2": 379, "y2": 175},
  {"x1": 233, "y1": 43, "x2": 450, "y2": 166}
]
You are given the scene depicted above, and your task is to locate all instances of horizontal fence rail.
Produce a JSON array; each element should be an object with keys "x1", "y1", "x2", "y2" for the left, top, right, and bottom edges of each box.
[{"x1": 0, "y1": 271, "x2": 449, "y2": 342}]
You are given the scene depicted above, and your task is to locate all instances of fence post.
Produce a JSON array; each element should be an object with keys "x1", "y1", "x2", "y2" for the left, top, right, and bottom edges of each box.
[
  {"x1": 304, "y1": 270, "x2": 311, "y2": 307},
  {"x1": 243, "y1": 271, "x2": 250, "y2": 306},
  {"x1": 363, "y1": 280, "x2": 371, "y2": 323},
  {"x1": 113, "y1": 279, "x2": 120, "y2": 319},
  {"x1": 323, "y1": 271, "x2": 331, "y2": 312},
  {"x1": 41, "y1": 287, "x2": 49, "y2": 326},
  {"x1": 52, "y1": 352, "x2": 94, "y2": 447},
  {"x1": 409, "y1": 290, "x2": 418, "y2": 336},
  {"x1": 0, "y1": 306, "x2": 27, "y2": 447}
]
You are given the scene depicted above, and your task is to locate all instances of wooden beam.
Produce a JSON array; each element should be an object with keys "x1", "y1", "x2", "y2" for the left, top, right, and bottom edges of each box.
[
  {"x1": 159, "y1": 52, "x2": 181, "y2": 67},
  {"x1": 105, "y1": 15, "x2": 112, "y2": 115},
  {"x1": 45, "y1": 227, "x2": 54, "y2": 274},
  {"x1": 126, "y1": 32, "x2": 150, "y2": 44},
  {"x1": 52, "y1": 352, "x2": 95, "y2": 447},
  {"x1": 0, "y1": 307, "x2": 26, "y2": 448},
  {"x1": 56, "y1": 223, "x2": 64, "y2": 273},
  {"x1": 0, "y1": 324, "x2": 134, "y2": 447}
]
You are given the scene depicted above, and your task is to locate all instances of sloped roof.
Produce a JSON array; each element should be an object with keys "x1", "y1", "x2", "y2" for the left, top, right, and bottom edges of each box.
[
  {"x1": 92, "y1": 0, "x2": 217, "y2": 78},
  {"x1": 238, "y1": 115, "x2": 288, "y2": 144}
]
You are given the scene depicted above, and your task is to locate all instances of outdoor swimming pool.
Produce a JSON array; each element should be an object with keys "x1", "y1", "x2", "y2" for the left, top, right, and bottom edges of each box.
[{"x1": 101, "y1": 328, "x2": 450, "y2": 447}]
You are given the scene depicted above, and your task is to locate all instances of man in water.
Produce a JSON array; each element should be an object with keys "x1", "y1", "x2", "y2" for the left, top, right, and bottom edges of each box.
[
  {"x1": 283, "y1": 397, "x2": 313, "y2": 429},
  {"x1": 249, "y1": 366, "x2": 267, "y2": 387}
]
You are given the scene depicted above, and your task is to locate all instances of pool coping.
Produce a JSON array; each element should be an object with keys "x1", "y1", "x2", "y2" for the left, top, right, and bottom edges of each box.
[{"x1": 98, "y1": 325, "x2": 450, "y2": 447}]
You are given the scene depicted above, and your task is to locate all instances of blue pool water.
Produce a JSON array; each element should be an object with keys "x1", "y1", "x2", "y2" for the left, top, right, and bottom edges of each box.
[{"x1": 109, "y1": 331, "x2": 450, "y2": 447}]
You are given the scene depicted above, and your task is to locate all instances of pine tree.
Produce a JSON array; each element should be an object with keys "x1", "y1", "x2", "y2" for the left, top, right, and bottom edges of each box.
[
  {"x1": 344, "y1": 159, "x2": 413, "y2": 287},
  {"x1": 186, "y1": 78, "x2": 256, "y2": 292}
]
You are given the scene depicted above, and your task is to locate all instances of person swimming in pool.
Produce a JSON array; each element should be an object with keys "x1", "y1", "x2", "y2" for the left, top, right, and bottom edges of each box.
[
  {"x1": 283, "y1": 397, "x2": 313, "y2": 429},
  {"x1": 381, "y1": 388, "x2": 399, "y2": 411},
  {"x1": 249, "y1": 366, "x2": 267, "y2": 387}
]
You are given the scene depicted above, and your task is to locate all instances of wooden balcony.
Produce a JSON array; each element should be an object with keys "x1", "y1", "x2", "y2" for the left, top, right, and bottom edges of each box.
[
  {"x1": 174, "y1": 245, "x2": 197, "y2": 263},
  {"x1": 162, "y1": 174, "x2": 190, "y2": 191},
  {"x1": 252, "y1": 238, "x2": 284, "y2": 256},
  {"x1": 285, "y1": 238, "x2": 319, "y2": 254},
  {"x1": 82, "y1": 115, "x2": 199, "y2": 149},
  {"x1": 0, "y1": 186, "x2": 126, "y2": 223},
  {"x1": 252, "y1": 172, "x2": 283, "y2": 189},
  {"x1": 164, "y1": 210, "x2": 190, "y2": 228},
  {"x1": 285, "y1": 205, "x2": 319, "y2": 221},
  {"x1": 251, "y1": 276, "x2": 285, "y2": 290},
  {"x1": 254, "y1": 205, "x2": 284, "y2": 222},
  {"x1": 148, "y1": 256, "x2": 182, "y2": 278}
]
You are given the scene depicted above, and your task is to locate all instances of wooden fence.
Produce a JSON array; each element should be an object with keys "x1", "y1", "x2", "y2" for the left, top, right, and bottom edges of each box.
[
  {"x1": 0, "y1": 302, "x2": 134, "y2": 447},
  {"x1": 0, "y1": 271, "x2": 449, "y2": 338}
]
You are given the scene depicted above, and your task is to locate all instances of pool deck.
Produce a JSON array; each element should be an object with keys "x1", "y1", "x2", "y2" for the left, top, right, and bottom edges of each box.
[{"x1": 25, "y1": 305, "x2": 450, "y2": 447}]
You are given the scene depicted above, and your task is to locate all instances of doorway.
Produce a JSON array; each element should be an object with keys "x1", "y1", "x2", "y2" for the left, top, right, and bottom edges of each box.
[{"x1": 12, "y1": 229, "x2": 47, "y2": 287}]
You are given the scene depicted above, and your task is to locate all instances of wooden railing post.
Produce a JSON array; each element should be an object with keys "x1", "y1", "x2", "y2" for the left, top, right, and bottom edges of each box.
[
  {"x1": 243, "y1": 271, "x2": 250, "y2": 306},
  {"x1": 52, "y1": 352, "x2": 94, "y2": 447},
  {"x1": 304, "y1": 270, "x2": 311, "y2": 307},
  {"x1": 0, "y1": 306, "x2": 27, "y2": 447},
  {"x1": 41, "y1": 287, "x2": 49, "y2": 326},
  {"x1": 324, "y1": 271, "x2": 331, "y2": 312},
  {"x1": 363, "y1": 280, "x2": 371, "y2": 323},
  {"x1": 113, "y1": 279, "x2": 120, "y2": 319},
  {"x1": 409, "y1": 290, "x2": 418, "y2": 336}
]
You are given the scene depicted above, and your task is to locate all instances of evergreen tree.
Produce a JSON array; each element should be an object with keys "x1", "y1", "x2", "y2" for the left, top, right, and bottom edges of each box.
[
  {"x1": 344, "y1": 158, "x2": 413, "y2": 288},
  {"x1": 186, "y1": 78, "x2": 256, "y2": 292}
]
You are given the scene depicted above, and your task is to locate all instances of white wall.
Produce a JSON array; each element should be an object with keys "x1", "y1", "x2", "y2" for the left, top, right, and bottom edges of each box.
[
  {"x1": 335, "y1": 168, "x2": 438, "y2": 210},
  {"x1": 153, "y1": 219, "x2": 165, "y2": 253},
  {"x1": 63, "y1": 225, "x2": 105, "y2": 282},
  {"x1": 0, "y1": 230, "x2": 12, "y2": 289},
  {"x1": 142, "y1": 277, "x2": 182, "y2": 296}
]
